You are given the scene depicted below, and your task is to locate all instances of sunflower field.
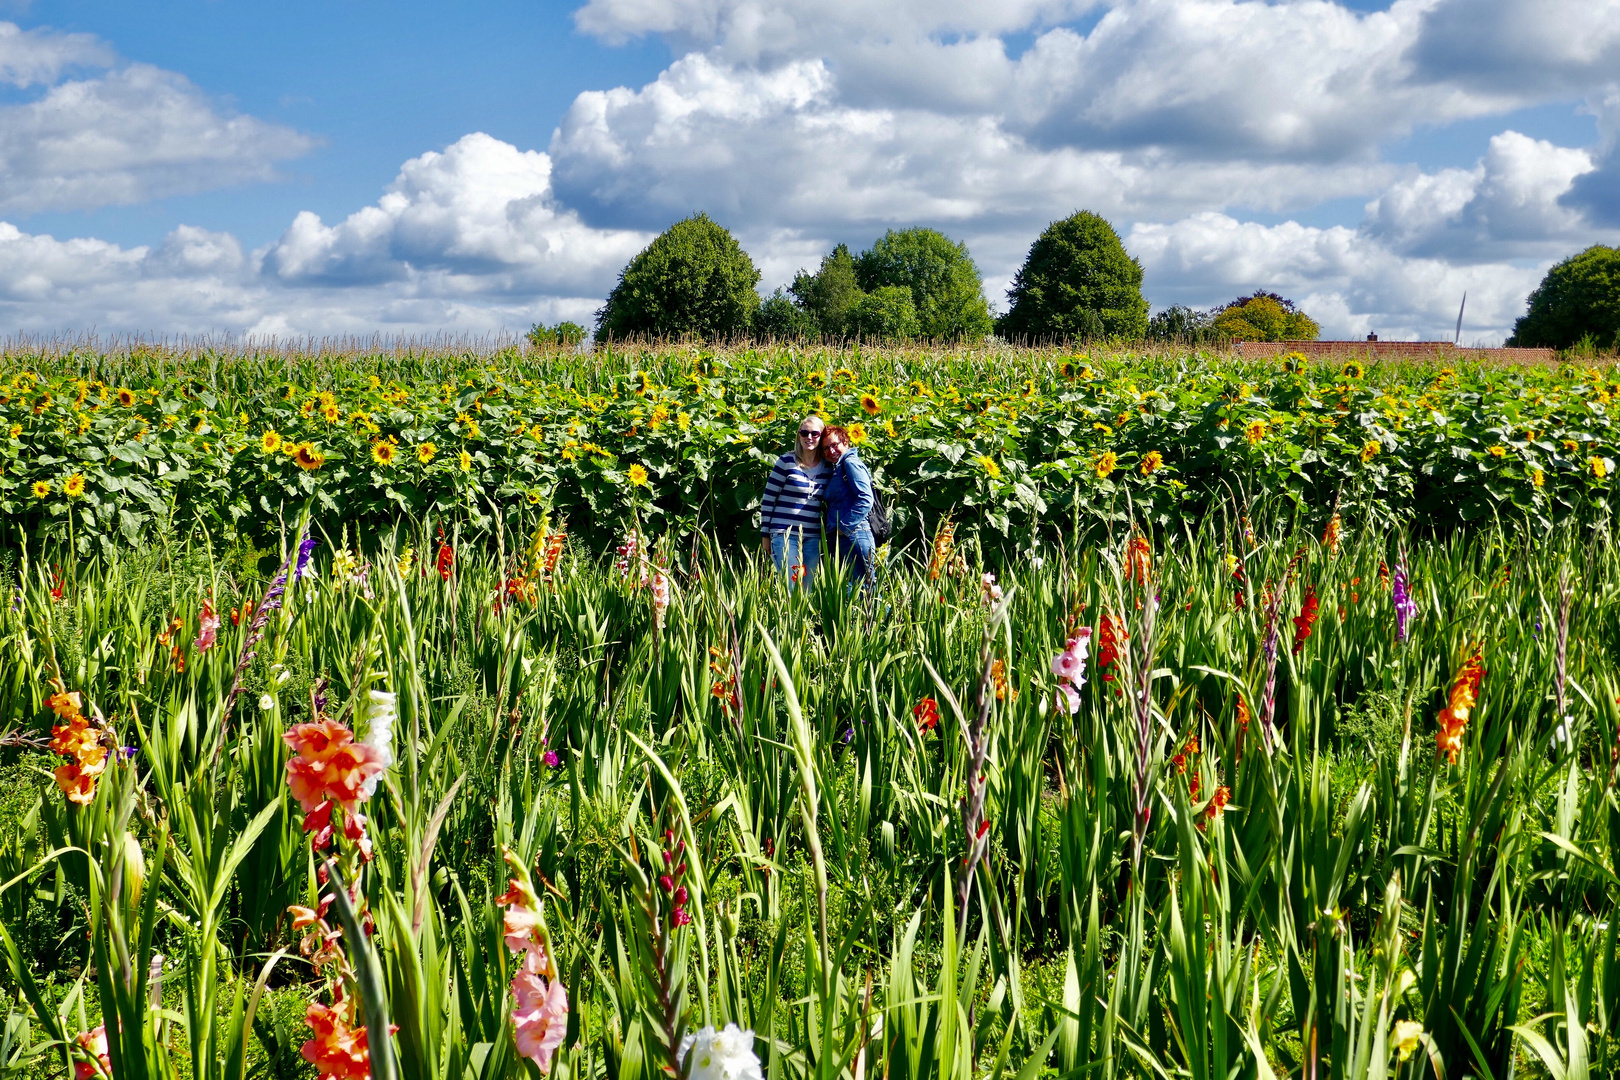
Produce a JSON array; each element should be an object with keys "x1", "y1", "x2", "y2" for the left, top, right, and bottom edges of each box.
[
  {"x1": 0, "y1": 342, "x2": 1617, "y2": 1080},
  {"x1": 2, "y1": 343, "x2": 1617, "y2": 558}
]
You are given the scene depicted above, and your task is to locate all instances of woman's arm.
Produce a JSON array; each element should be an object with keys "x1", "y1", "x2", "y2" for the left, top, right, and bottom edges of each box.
[
  {"x1": 759, "y1": 458, "x2": 787, "y2": 533},
  {"x1": 837, "y1": 455, "x2": 874, "y2": 531}
]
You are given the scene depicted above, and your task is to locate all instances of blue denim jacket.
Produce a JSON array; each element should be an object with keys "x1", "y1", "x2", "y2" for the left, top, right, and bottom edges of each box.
[{"x1": 824, "y1": 448, "x2": 874, "y2": 533}]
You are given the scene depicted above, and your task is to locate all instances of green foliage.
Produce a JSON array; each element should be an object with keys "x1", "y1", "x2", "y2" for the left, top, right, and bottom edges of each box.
[
  {"x1": 0, "y1": 517, "x2": 1617, "y2": 1079},
  {"x1": 1212, "y1": 291, "x2": 1320, "y2": 342},
  {"x1": 754, "y1": 288, "x2": 819, "y2": 340},
  {"x1": 789, "y1": 244, "x2": 863, "y2": 337},
  {"x1": 1508, "y1": 244, "x2": 1620, "y2": 349},
  {"x1": 846, "y1": 285, "x2": 921, "y2": 340},
  {"x1": 595, "y1": 213, "x2": 761, "y2": 341},
  {"x1": 997, "y1": 211, "x2": 1149, "y2": 341},
  {"x1": 1147, "y1": 304, "x2": 1222, "y2": 344},
  {"x1": 854, "y1": 228, "x2": 993, "y2": 340},
  {"x1": 527, "y1": 322, "x2": 588, "y2": 348}
]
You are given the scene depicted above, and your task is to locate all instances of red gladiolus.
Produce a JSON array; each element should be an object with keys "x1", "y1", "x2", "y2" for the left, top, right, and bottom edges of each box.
[
  {"x1": 436, "y1": 544, "x2": 454, "y2": 580},
  {"x1": 1097, "y1": 613, "x2": 1125, "y2": 682},
  {"x1": 1291, "y1": 588, "x2": 1320, "y2": 655},
  {"x1": 913, "y1": 697, "x2": 940, "y2": 731}
]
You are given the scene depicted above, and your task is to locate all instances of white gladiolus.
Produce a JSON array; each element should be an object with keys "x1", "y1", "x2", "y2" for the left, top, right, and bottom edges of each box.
[
  {"x1": 678, "y1": 1024, "x2": 763, "y2": 1080},
  {"x1": 258, "y1": 693, "x2": 276, "y2": 712},
  {"x1": 360, "y1": 690, "x2": 397, "y2": 799}
]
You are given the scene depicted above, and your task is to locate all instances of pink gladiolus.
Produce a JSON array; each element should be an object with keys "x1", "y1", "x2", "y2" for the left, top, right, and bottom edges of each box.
[
  {"x1": 503, "y1": 902, "x2": 544, "y2": 954},
  {"x1": 1050, "y1": 629, "x2": 1092, "y2": 682},
  {"x1": 74, "y1": 1026, "x2": 110, "y2": 1080},
  {"x1": 284, "y1": 720, "x2": 387, "y2": 813},
  {"x1": 194, "y1": 599, "x2": 220, "y2": 652},
  {"x1": 1054, "y1": 682, "x2": 1081, "y2": 716},
  {"x1": 512, "y1": 970, "x2": 569, "y2": 1073}
]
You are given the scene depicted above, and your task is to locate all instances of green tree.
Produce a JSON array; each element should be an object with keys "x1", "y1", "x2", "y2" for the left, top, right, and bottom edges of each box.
[
  {"x1": 847, "y1": 286, "x2": 921, "y2": 340},
  {"x1": 527, "y1": 321, "x2": 588, "y2": 348},
  {"x1": 997, "y1": 211, "x2": 1148, "y2": 341},
  {"x1": 1211, "y1": 292, "x2": 1319, "y2": 342},
  {"x1": 1146, "y1": 305, "x2": 1220, "y2": 343},
  {"x1": 595, "y1": 213, "x2": 761, "y2": 341},
  {"x1": 854, "y1": 229, "x2": 992, "y2": 340},
  {"x1": 755, "y1": 288, "x2": 818, "y2": 339},
  {"x1": 789, "y1": 244, "x2": 864, "y2": 337},
  {"x1": 1507, "y1": 245, "x2": 1620, "y2": 349}
]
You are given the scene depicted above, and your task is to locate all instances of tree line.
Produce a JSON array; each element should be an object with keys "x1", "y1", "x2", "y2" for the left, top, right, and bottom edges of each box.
[{"x1": 526, "y1": 211, "x2": 1619, "y2": 350}]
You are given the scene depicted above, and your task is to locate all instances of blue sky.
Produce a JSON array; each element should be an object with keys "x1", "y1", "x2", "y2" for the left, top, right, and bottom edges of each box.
[{"x1": 0, "y1": 0, "x2": 1614, "y2": 340}]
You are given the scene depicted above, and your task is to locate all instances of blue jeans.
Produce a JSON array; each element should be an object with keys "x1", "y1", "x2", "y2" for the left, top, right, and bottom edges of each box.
[
  {"x1": 769, "y1": 530, "x2": 820, "y2": 589},
  {"x1": 830, "y1": 524, "x2": 876, "y2": 594}
]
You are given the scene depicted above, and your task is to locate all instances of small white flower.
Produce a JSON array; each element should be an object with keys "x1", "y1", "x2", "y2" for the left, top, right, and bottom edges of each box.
[
  {"x1": 1030, "y1": 556, "x2": 1045, "y2": 569},
  {"x1": 679, "y1": 1024, "x2": 763, "y2": 1080},
  {"x1": 258, "y1": 693, "x2": 275, "y2": 712}
]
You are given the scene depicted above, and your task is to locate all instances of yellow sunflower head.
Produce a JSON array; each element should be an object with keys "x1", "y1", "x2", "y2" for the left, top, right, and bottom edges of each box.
[
  {"x1": 974, "y1": 455, "x2": 1001, "y2": 479},
  {"x1": 1487, "y1": 445, "x2": 1506, "y2": 459},
  {"x1": 807, "y1": 371, "x2": 827, "y2": 389},
  {"x1": 294, "y1": 443, "x2": 324, "y2": 471},
  {"x1": 62, "y1": 473, "x2": 86, "y2": 498},
  {"x1": 1591, "y1": 456, "x2": 1608, "y2": 479},
  {"x1": 322, "y1": 405, "x2": 340, "y2": 423},
  {"x1": 457, "y1": 450, "x2": 472, "y2": 471},
  {"x1": 1282, "y1": 352, "x2": 1308, "y2": 374},
  {"x1": 1140, "y1": 450, "x2": 1163, "y2": 476},
  {"x1": 909, "y1": 380, "x2": 931, "y2": 397},
  {"x1": 1360, "y1": 440, "x2": 1380, "y2": 463},
  {"x1": 848, "y1": 422, "x2": 867, "y2": 445},
  {"x1": 1095, "y1": 451, "x2": 1118, "y2": 479},
  {"x1": 1059, "y1": 360, "x2": 1076, "y2": 380},
  {"x1": 833, "y1": 367, "x2": 855, "y2": 381},
  {"x1": 1244, "y1": 419, "x2": 1268, "y2": 445},
  {"x1": 417, "y1": 442, "x2": 436, "y2": 464},
  {"x1": 860, "y1": 393, "x2": 880, "y2": 416},
  {"x1": 627, "y1": 463, "x2": 650, "y2": 486},
  {"x1": 115, "y1": 388, "x2": 136, "y2": 408},
  {"x1": 527, "y1": 490, "x2": 543, "y2": 505},
  {"x1": 31, "y1": 479, "x2": 50, "y2": 499},
  {"x1": 1531, "y1": 468, "x2": 1545, "y2": 488},
  {"x1": 7, "y1": 423, "x2": 20, "y2": 439},
  {"x1": 1341, "y1": 361, "x2": 1365, "y2": 380},
  {"x1": 676, "y1": 411, "x2": 692, "y2": 430},
  {"x1": 372, "y1": 440, "x2": 397, "y2": 466},
  {"x1": 260, "y1": 430, "x2": 282, "y2": 454}
]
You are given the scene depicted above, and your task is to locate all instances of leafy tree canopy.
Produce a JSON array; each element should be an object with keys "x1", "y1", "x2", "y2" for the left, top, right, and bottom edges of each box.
[
  {"x1": 1212, "y1": 292, "x2": 1320, "y2": 342},
  {"x1": 854, "y1": 229, "x2": 992, "y2": 340},
  {"x1": 527, "y1": 321, "x2": 588, "y2": 348},
  {"x1": 847, "y1": 286, "x2": 921, "y2": 340},
  {"x1": 755, "y1": 288, "x2": 818, "y2": 339},
  {"x1": 997, "y1": 211, "x2": 1148, "y2": 341},
  {"x1": 789, "y1": 244, "x2": 863, "y2": 337},
  {"x1": 595, "y1": 213, "x2": 760, "y2": 341},
  {"x1": 1507, "y1": 245, "x2": 1620, "y2": 349}
]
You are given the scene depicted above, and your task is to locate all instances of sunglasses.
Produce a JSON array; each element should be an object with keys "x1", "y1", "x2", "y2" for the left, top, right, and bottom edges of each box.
[{"x1": 798, "y1": 429, "x2": 822, "y2": 439}]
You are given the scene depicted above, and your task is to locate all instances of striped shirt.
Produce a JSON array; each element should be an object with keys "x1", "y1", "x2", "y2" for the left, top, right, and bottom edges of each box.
[{"x1": 759, "y1": 453, "x2": 832, "y2": 535}]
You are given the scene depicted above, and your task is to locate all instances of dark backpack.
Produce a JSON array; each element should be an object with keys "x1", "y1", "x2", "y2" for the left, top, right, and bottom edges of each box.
[{"x1": 867, "y1": 483, "x2": 892, "y2": 543}]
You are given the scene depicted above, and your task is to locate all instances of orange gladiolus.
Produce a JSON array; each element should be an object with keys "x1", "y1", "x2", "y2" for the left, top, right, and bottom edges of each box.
[
  {"x1": 301, "y1": 1003, "x2": 375, "y2": 1080},
  {"x1": 1436, "y1": 648, "x2": 1485, "y2": 764},
  {"x1": 283, "y1": 719, "x2": 386, "y2": 812}
]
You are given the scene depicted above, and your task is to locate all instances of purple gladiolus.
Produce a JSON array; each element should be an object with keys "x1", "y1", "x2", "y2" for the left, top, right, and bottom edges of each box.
[
  {"x1": 1393, "y1": 563, "x2": 1417, "y2": 642},
  {"x1": 294, "y1": 533, "x2": 318, "y2": 583}
]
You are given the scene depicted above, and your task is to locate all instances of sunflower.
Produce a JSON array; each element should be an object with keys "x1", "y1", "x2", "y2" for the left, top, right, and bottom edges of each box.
[
  {"x1": 417, "y1": 442, "x2": 437, "y2": 464},
  {"x1": 1563, "y1": 439, "x2": 1579, "y2": 453},
  {"x1": 1282, "y1": 352, "x2": 1307, "y2": 374},
  {"x1": 974, "y1": 455, "x2": 1001, "y2": 479},
  {"x1": 260, "y1": 430, "x2": 283, "y2": 454},
  {"x1": 1244, "y1": 419, "x2": 1268, "y2": 445},
  {"x1": 1531, "y1": 468, "x2": 1545, "y2": 488},
  {"x1": 1059, "y1": 361, "x2": 1076, "y2": 380},
  {"x1": 1360, "y1": 440, "x2": 1380, "y2": 463},
  {"x1": 62, "y1": 473, "x2": 86, "y2": 498},
  {"x1": 1140, "y1": 451, "x2": 1163, "y2": 476},
  {"x1": 115, "y1": 388, "x2": 136, "y2": 408},
  {"x1": 1022, "y1": 379, "x2": 1037, "y2": 399},
  {"x1": 860, "y1": 393, "x2": 881, "y2": 416},
  {"x1": 1341, "y1": 361, "x2": 1365, "y2": 380},
  {"x1": 294, "y1": 443, "x2": 324, "y2": 471},
  {"x1": 908, "y1": 380, "x2": 931, "y2": 398},
  {"x1": 457, "y1": 450, "x2": 471, "y2": 471},
  {"x1": 833, "y1": 367, "x2": 854, "y2": 381},
  {"x1": 527, "y1": 490, "x2": 543, "y2": 505},
  {"x1": 1095, "y1": 451, "x2": 1118, "y2": 479},
  {"x1": 322, "y1": 405, "x2": 340, "y2": 423},
  {"x1": 627, "y1": 463, "x2": 650, "y2": 486},
  {"x1": 31, "y1": 479, "x2": 50, "y2": 499},
  {"x1": 1487, "y1": 445, "x2": 1506, "y2": 459},
  {"x1": 848, "y1": 422, "x2": 867, "y2": 445},
  {"x1": 1592, "y1": 457, "x2": 1609, "y2": 479},
  {"x1": 806, "y1": 371, "x2": 827, "y2": 389},
  {"x1": 7, "y1": 424, "x2": 19, "y2": 439},
  {"x1": 633, "y1": 371, "x2": 653, "y2": 396},
  {"x1": 280, "y1": 383, "x2": 297, "y2": 400},
  {"x1": 371, "y1": 440, "x2": 397, "y2": 466}
]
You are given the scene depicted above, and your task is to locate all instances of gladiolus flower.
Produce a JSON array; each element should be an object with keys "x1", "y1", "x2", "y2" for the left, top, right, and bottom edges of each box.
[
  {"x1": 512, "y1": 969, "x2": 570, "y2": 1072},
  {"x1": 1291, "y1": 588, "x2": 1320, "y2": 655},
  {"x1": 680, "y1": 1025, "x2": 764, "y2": 1080},
  {"x1": 436, "y1": 544, "x2": 454, "y2": 580},
  {"x1": 1436, "y1": 648, "x2": 1485, "y2": 764},
  {"x1": 1393, "y1": 1020, "x2": 1424, "y2": 1063},
  {"x1": 1050, "y1": 629, "x2": 1092, "y2": 683},
  {"x1": 1054, "y1": 682, "x2": 1081, "y2": 715},
  {"x1": 194, "y1": 599, "x2": 220, "y2": 651},
  {"x1": 74, "y1": 1026, "x2": 111, "y2": 1080},
  {"x1": 301, "y1": 1003, "x2": 375, "y2": 1080},
  {"x1": 284, "y1": 720, "x2": 386, "y2": 812},
  {"x1": 913, "y1": 697, "x2": 940, "y2": 731}
]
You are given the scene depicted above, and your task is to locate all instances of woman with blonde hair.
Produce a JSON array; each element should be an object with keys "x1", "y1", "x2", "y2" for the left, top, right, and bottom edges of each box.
[{"x1": 758, "y1": 414, "x2": 830, "y2": 586}]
